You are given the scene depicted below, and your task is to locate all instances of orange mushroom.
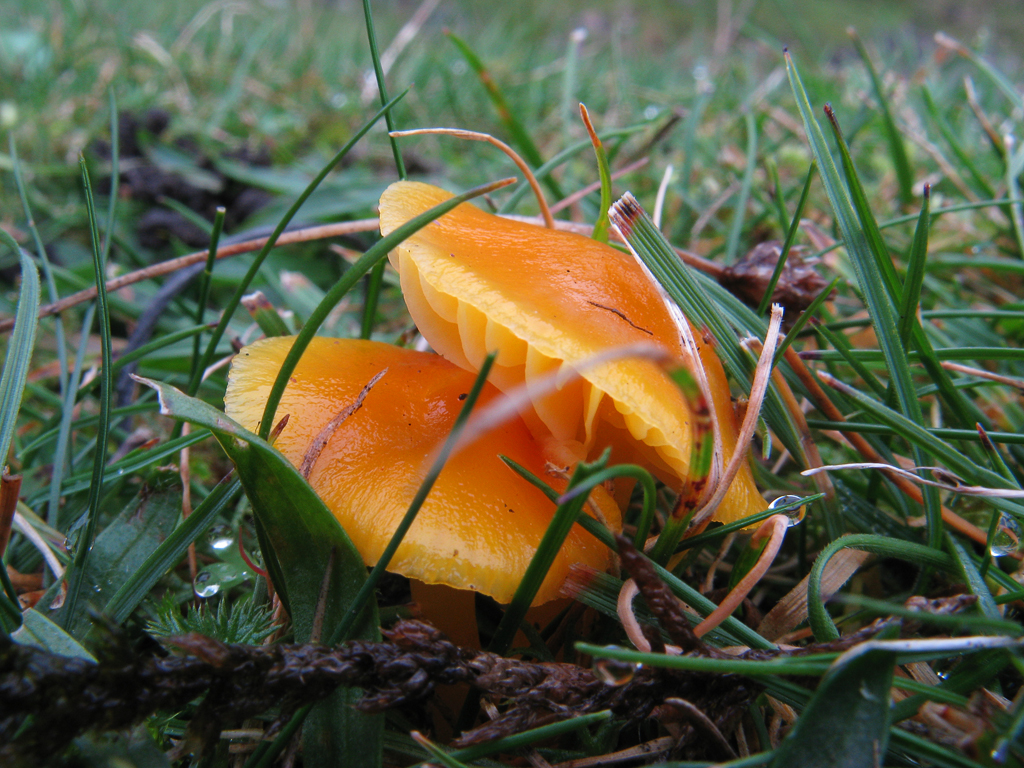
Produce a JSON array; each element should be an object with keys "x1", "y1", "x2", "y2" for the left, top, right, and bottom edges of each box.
[
  {"x1": 378, "y1": 181, "x2": 765, "y2": 525},
  {"x1": 224, "y1": 336, "x2": 621, "y2": 606}
]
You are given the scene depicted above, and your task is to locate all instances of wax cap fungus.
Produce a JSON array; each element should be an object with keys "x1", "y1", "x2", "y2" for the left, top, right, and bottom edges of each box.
[
  {"x1": 224, "y1": 336, "x2": 620, "y2": 605},
  {"x1": 379, "y1": 181, "x2": 765, "y2": 524}
]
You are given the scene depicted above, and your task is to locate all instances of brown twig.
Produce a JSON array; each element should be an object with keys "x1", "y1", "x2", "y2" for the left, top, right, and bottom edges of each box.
[{"x1": 0, "y1": 220, "x2": 381, "y2": 334}]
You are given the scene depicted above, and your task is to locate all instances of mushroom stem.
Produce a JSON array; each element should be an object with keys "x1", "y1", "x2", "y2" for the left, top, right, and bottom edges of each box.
[{"x1": 390, "y1": 127, "x2": 555, "y2": 229}]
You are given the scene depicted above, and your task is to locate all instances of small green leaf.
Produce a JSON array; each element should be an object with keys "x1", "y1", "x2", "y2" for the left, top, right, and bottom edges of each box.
[
  {"x1": 770, "y1": 649, "x2": 895, "y2": 768},
  {"x1": 41, "y1": 468, "x2": 182, "y2": 636},
  {"x1": 0, "y1": 235, "x2": 40, "y2": 469},
  {"x1": 13, "y1": 609, "x2": 96, "y2": 662}
]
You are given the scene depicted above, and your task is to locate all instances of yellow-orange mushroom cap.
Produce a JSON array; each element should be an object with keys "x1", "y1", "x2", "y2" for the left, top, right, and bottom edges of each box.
[
  {"x1": 224, "y1": 336, "x2": 621, "y2": 605},
  {"x1": 379, "y1": 180, "x2": 765, "y2": 525}
]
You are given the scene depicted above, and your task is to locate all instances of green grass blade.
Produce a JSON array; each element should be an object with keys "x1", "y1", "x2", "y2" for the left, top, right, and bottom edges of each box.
[
  {"x1": 451, "y1": 711, "x2": 613, "y2": 763},
  {"x1": 580, "y1": 104, "x2": 612, "y2": 243},
  {"x1": 46, "y1": 305, "x2": 94, "y2": 526},
  {"x1": 257, "y1": 176, "x2": 513, "y2": 440},
  {"x1": 821, "y1": 103, "x2": 902, "y2": 304},
  {"x1": 818, "y1": 373, "x2": 1011, "y2": 490},
  {"x1": 849, "y1": 29, "x2": 914, "y2": 206},
  {"x1": 808, "y1": 534, "x2": 954, "y2": 642},
  {"x1": 897, "y1": 186, "x2": 929, "y2": 347},
  {"x1": 326, "y1": 352, "x2": 497, "y2": 647},
  {"x1": 758, "y1": 161, "x2": 815, "y2": 316},
  {"x1": 0, "y1": 235, "x2": 40, "y2": 469},
  {"x1": 61, "y1": 158, "x2": 115, "y2": 632},
  {"x1": 1004, "y1": 137, "x2": 1024, "y2": 258},
  {"x1": 189, "y1": 90, "x2": 408, "y2": 399},
  {"x1": 770, "y1": 648, "x2": 894, "y2": 768},
  {"x1": 189, "y1": 206, "x2": 225, "y2": 387},
  {"x1": 487, "y1": 454, "x2": 609, "y2": 656},
  {"x1": 786, "y1": 52, "x2": 940, "y2": 546},
  {"x1": 360, "y1": 261, "x2": 386, "y2": 339},
  {"x1": 725, "y1": 111, "x2": 757, "y2": 263},
  {"x1": 9, "y1": 134, "x2": 67, "y2": 398},
  {"x1": 361, "y1": 0, "x2": 405, "y2": 179},
  {"x1": 102, "y1": 89, "x2": 118, "y2": 266},
  {"x1": 446, "y1": 30, "x2": 563, "y2": 201},
  {"x1": 773, "y1": 276, "x2": 839, "y2": 366},
  {"x1": 945, "y1": 533, "x2": 1001, "y2": 622}
]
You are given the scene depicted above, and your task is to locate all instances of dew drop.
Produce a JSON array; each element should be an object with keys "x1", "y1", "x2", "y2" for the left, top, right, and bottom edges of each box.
[
  {"x1": 594, "y1": 649, "x2": 642, "y2": 686},
  {"x1": 193, "y1": 570, "x2": 220, "y2": 599},
  {"x1": 769, "y1": 495, "x2": 805, "y2": 527},
  {"x1": 193, "y1": 562, "x2": 251, "y2": 599},
  {"x1": 208, "y1": 523, "x2": 234, "y2": 551},
  {"x1": 989, "y1": 515, "x2": 1021, "y2": 558}
]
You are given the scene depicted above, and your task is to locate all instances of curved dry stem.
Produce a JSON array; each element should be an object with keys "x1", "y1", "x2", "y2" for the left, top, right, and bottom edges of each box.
[
  {"x1": 0, "y1": 219, "x2": 381, "y2": 334},
  {"x1": 691, "y1": 303, "x2": 784, "y2": 528},
  {"x1": 803, "y1": 462, "x2": 1024, "y2": 498},
  {"x1": 653, "y1": 164, "x2": 674, "y2": 230},
  {"x1": 694, "y1": 513, "x2": 788, "y2": 637},
  {"x1": 390, "y1": 127, "x2": 554, "y2": 229}
]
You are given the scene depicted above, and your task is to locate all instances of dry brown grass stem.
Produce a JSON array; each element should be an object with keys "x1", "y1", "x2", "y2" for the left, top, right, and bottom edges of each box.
[{"x1": 390, "y1": 127, "x2": 555, "y2": 228}]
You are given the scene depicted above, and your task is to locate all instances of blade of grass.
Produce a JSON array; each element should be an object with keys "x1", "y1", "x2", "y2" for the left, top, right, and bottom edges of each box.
[
  {"x1": 188, "y1": 90, "x2": 408, "y2": 399},
  {"x1": 787, "y1": 53, "x2": 942, "y2": 548},
  {"x1": 849, "y1": 28, "x2": 914, "y2": 206},
  {"x1": 189, "y1": 206, "x2": 225, "y2": 388},
  {"x1": 360, "y1": 0, "x2": 406, "y2": 179},
  {"x1": 758, "y1": 161, "x2": 816, "y2": 316},
  {"x1": 446, "y1": 30, "x2": 564, "y2": 202},
  {"x1": 725, "y1": 111, "x2": 757, "y2": 263},
  {"x1": 945, "y1": 533, "x2": 1001, "y2": 622},
  {"x1": 805, "y1": 420, "x2": 1024, "y2": 446},
  {"x1": 61, "y1": 158, "x2": 114, "y2": 632},
  {"x1": 773, "y1": 276, "x2": 839, "y2": 366},
  {"x1": 0, "y1": 235, "x2": 40, "y2": 470},
  {"x1": 808, "y1": 534, "x2": 955, "y2": 642},
  {"x1": 580, "y1": 104, "x2": 612, "y2": 243},
  {"x1": 45, "y1": 305, "x2": 94, "y2": 527},
  {"x1": 10, "y1": 135, "x2": 67, "y2": 398},
  {"x1": 102, "y1": 90, "x2": 118, "y2": 266},
  {"x1": 257, "y1": 176, "x2": 514, "y2": 440},
  {"x1": 487, "y1": 453, "x2": 609, "y2": 656}
]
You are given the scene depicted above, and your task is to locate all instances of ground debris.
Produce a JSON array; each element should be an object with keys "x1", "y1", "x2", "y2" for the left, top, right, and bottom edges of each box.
[
  {"x1": 1, "y1": 613, "x2": 891, "y2": 765},
  {"x1": 718, "y1": 240, "x2": 832, "y2": 321}
]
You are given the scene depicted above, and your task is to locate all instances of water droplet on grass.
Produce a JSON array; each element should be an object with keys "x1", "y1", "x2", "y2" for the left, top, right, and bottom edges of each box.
[
  {"x1": 594, "y1": 649, "x2": 642, "y2": 686},
  {"x1": 990, "y1": 515, "x2": 1021, "y2": 557},
  {"x1": 769, "y1": 495, "x2": 805, "y2": 527}
]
